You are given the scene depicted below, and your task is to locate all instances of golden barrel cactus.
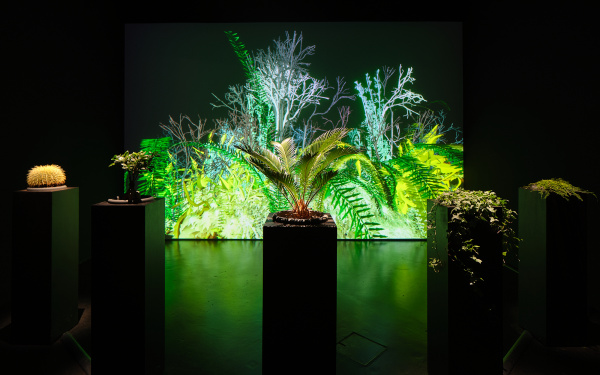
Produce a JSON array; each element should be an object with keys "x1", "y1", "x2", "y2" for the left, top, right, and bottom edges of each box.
[{"x1": 27, "y1": 164, "x2": 66, "y2": 188}]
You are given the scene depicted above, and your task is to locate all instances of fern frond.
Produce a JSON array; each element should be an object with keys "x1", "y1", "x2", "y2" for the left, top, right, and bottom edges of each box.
[
  {"x1": 388, "y1": 155, "x2": 446, "y2": 200},
  {"x1": 138, "y1": 137, "x2": 172, "y2": 197},
  {"x1": 325, "y1": 178, "x2": 386, "y2": 239},
  {"x1": 225, "y1": 31, "x2": 254, "y2": 80},
  {"x1": 411, "y1": 143, "x2": 463, "y2": 167},
  {"x1": 331, "y1": 153, "x2": 392, "y2": 208}
]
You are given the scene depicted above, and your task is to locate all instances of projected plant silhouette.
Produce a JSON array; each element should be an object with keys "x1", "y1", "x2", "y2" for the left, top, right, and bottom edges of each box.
[
  {"x1": 353, "y1": 65, "x2": 426, "y2": 162},
  {"x1": 135, "y1": 30, "x2": 463, "y2": 239}
]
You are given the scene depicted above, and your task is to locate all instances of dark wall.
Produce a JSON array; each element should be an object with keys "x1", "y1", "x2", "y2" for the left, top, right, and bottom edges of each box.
[
  {"x1": 464, "y1": 4, "x2": 600, "y2": 209},
  {"x1": 3, "y1": 2, "x2": 124, "y2": 312},
  {"x1": 463, "y1": 4, "x2": 600, "y2": 310}
]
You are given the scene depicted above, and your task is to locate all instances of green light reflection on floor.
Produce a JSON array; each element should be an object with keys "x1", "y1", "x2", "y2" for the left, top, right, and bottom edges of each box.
[{"x1": 165, "y1": 240, "x2": 427, "y2": 375}]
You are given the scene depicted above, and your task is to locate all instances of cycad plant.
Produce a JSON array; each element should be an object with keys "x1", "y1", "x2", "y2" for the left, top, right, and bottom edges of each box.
[{"x1": 235, "y1": 128, "x2": 359, "y2": 219}]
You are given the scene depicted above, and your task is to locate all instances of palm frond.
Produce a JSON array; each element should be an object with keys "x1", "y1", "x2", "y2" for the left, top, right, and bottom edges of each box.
[
  {"x1": 272, "y1": 137, "x2": 297, "y2": 174},
  {"x1": 301, "y1": 128, "x2": 348, "y2": 157},
  {"x1": 306, "y1": 169, "x2": 337, "y2": 206},
  {"x1": 235, "y1": 142, "x2": 283, "y2": 174}
]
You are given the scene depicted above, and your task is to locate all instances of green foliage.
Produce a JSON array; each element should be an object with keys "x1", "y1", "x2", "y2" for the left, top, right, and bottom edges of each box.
[
  {"x1": 140, "y1": 30, "x2": 464, "y2": 239},
  {"x1": 524, "y1": 178, "x2": 596, "y2": 201},
  {"x1": 225, "y1": 31, "x2": 254, "y2": 80},
  {"x1": 427, "y1": 189, "x2": 520, "y2": 287},
  {"x1": 224, "y1": 31, "x2": 275, "y2": 149},
  {"x1": 137, "y1": 137, "x2": 171, "y2": 197},
  {"x1": 178, "y1": 162, "x2": 269, "y2": 239},
  {"x1": 324, "y1": 173, "x2": 386, "y2": 239},
  {"x1": 235, "y1": 128, "x2": 359, "y2": 218}
]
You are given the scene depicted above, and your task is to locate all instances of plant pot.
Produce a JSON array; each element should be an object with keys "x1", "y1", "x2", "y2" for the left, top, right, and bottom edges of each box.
[
  {"x1": 427, "y1": 200, "x2": 504, "y2": 375},
  {"x1": 271, "y1": 210, "x2": 330, "y2": 225},
  {"x1": 518, "y1": 187, "x2": 591, "y2": 346}
]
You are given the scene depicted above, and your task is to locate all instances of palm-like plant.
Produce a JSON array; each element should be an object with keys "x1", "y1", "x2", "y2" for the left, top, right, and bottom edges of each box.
[{"x1": 235, "y1": 128, "x2": 359, "y2": 219}]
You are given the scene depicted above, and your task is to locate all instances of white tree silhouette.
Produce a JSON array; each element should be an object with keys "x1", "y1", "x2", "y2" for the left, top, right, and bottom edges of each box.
[{"x1": 250, "y1": 31, "x2": 352, "y2": 141}]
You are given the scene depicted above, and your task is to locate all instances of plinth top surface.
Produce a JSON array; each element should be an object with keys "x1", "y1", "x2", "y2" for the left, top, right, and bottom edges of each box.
[
  {"x1": 93, "y1": 197, "x2": 163, "y2": 207},
  {"x1": 16, "y1": 187, "x2": 78, "y2": 193}
]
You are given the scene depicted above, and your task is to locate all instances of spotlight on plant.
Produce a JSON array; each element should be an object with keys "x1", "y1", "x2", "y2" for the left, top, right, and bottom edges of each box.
[{"x1": 27, "y1": 164, "x2": 67, "y2": 188}]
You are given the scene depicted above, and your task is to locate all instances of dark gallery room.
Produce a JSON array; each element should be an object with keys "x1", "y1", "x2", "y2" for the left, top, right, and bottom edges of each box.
[{"x1": 2, "y1": 2, "x2": 599, "y2": 374}]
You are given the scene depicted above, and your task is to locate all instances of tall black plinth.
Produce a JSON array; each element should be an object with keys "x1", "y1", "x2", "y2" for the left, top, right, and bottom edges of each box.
[
  {"x1": 427, "y1": 201, "x2": 504, "y2": 375},
  {"x1": 262, "y1": 213, "x2": 337, "y2": 375},
  {"x1": 518, "y1": 188, "x2": 590, "y2": 346},
  {"x1": 91, "y1": 198, "x2": 165, "y2": 375},
  {"x1": 11, "y1": 187, "x2": 79, "y2": 345}
]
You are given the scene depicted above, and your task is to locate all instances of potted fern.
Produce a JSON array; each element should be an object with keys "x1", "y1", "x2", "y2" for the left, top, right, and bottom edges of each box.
[
  {"x1": 426, "y1": 189, "x2": 518, "y2": 375},
  {"x1": 519, "y1": 178, "x2": 596, "y2": 346},
  {"x1": 236, "y1": 127, "x2": 358, "y2": 372}
]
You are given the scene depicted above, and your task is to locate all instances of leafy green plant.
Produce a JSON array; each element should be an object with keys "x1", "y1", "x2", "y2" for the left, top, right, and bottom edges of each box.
[
  {"x1": 110, "y1": 150, "x2": 155, "y2": 202},
  {"x1": 427, "y1": 189, "x2": 519, "y2": 287},
  {"x1": 235, "y1": 127, "x2": 359, "y2": 219},
  {"x1": 524, "y1": 178, "x2": 596, "y2": 201},
  {"x1": 109, "y1": 150, "x2": 153, "y2": 174}
]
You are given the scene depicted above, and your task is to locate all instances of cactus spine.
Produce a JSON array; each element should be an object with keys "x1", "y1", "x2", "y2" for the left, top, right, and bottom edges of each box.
[{"x1": 27, "y1": 164, "x2": 67, "y2": 188}]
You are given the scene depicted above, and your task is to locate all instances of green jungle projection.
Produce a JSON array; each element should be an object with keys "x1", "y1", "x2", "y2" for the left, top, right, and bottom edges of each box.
[{"x1": 126, "y1": 23, "x2": 463, "y2": 239}]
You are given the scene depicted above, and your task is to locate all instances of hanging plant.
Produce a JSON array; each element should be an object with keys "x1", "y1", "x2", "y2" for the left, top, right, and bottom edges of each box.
[
  {"x1": 427, "y1": 189, "x2": 520, "y2": 287},
  {"x1": 523, "y1": 178, "x2": 596, "y2": 201}
]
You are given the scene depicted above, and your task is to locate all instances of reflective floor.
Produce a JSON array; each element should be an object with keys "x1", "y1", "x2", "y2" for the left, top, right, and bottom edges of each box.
[
  {"x1": 1, "y1": 240, "x2": 599, "y2": 374},
  {"x1": 163, "y1": 240, "x2": 428, "y2": 375}
]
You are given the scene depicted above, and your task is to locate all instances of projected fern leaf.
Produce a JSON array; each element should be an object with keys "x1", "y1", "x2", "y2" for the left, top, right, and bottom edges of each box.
[
  {"x1": 411, "y1": 143, "x2": 463, "y2": 168},
  {"x1": 138, "y1": 137, "x2": 171, "y2": 197},
  {"x1": 325, "y1": 176, "x2": 386, "y2": 239},
  {"x1": 225, "y1": 31, "x2": 254, "y2": 80}
]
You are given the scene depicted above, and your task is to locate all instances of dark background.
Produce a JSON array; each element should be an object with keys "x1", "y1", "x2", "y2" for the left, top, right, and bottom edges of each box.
[
  {"x1": 3, "y1": 2, "x2": 599, "y2": 311},
  {"x1": 124, "y1": 22, "x2": 463, "y2": 150}
]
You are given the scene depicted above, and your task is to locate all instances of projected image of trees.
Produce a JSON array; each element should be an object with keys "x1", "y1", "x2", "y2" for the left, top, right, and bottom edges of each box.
[{"x1": 130, "y1": 26, "x2": 463, "y2": 239}]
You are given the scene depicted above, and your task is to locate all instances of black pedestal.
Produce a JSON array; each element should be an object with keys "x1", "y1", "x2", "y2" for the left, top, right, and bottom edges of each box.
[
  {"x1": 91, "y1": 198, "x2": 165, "y2": 375},
  {"x1": 262, "y1": 213, "x2": 337, "y2": 375},
  {"x1": 11, "y1": 187, "x2": 79, "y2": 345},
  {"x1": 518, "y1": 188, "x2": 589, "y2": 346},
  {"x1": 427, "y1": 201, "x2": 504, "y2": 375}
]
